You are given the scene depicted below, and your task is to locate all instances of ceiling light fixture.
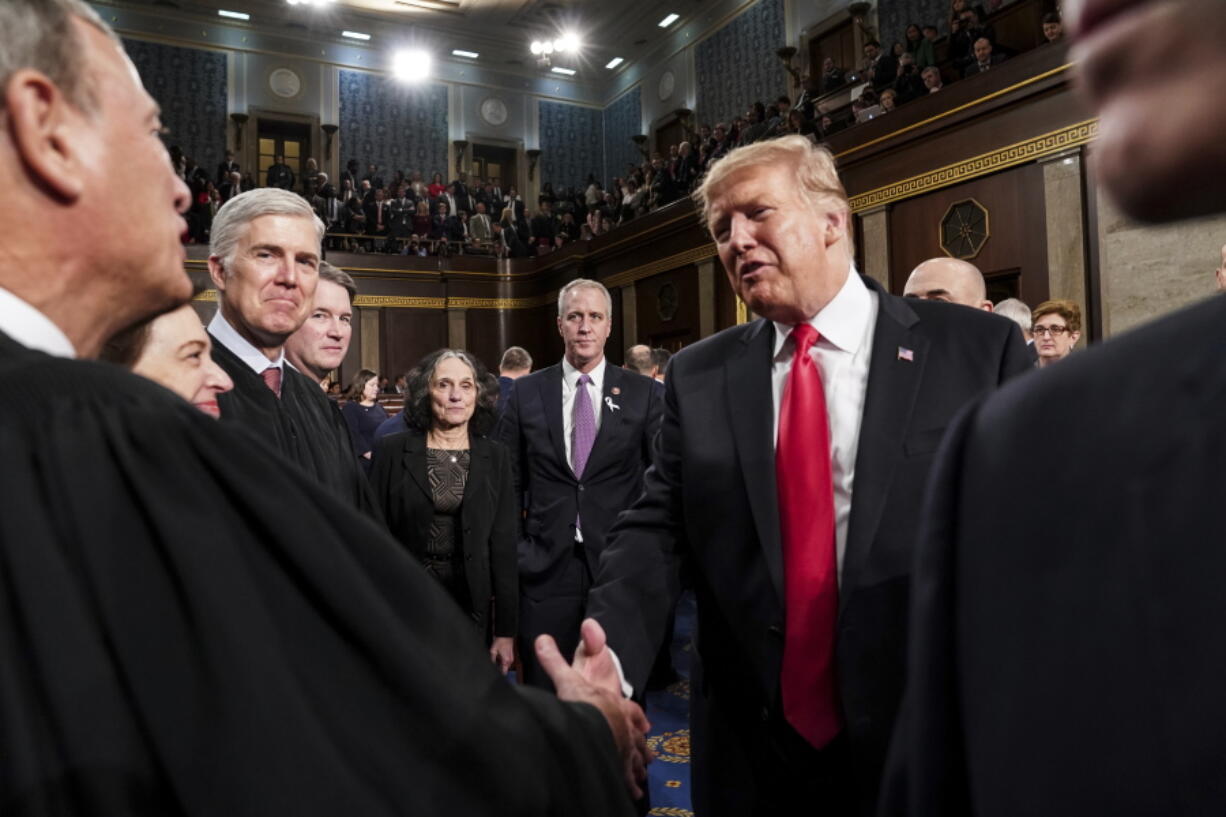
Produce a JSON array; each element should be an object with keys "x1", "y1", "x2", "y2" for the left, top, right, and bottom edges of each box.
[
  {"x1": 550, "y1": 66, "x2": 576, "y2": 76},
  {"x1": 342, "y1": 30, "x2": 371, "y2": 40},
  {"x1": 658, "y1": 13, "x2": 680, "y2": 27},
  {"x1": 605, "y1": 57, "x2": 624, "y2": 69},
  {"x1": 218, "y1": 9, "x2": 250, "y2": 19},
  {"x1": 392, "y1": 48, "x2": 432, "y2": 81},
  {"x1": 556, "y1": 32, "x2": 580, "y2": 53},
  {"x1": 452, "y1": 49, "x2": 479, "y2": 59}
]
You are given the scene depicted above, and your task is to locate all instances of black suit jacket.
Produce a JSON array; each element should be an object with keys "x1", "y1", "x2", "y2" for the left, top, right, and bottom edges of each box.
[
  {"x1": 370, "y1": 431, "x2": 518, "y2": 638},
  {"x1": 495, "y1": 362, "x2": 663, "y2": 588},
  {"x1": 587, "y1": 275, "x2": 1030, "y2": 815},
  {"x1": 881, "y1": 294, "x2": 1226, "y2": 817},
  {"x1": 209, "y1": 336, "x2": 376, "y2": 517}
]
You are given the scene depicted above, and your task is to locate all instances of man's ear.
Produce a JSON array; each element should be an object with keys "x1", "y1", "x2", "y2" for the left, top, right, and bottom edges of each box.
[
  {"x1": 4, "y1": 70, "x2": 89, "y2": 201},
  {"x1": 207, "y1": 256, "x2": 228, "y2": 292},
  {"x1": 823, "y1": 208, "x2": 850, "y2": 249}
]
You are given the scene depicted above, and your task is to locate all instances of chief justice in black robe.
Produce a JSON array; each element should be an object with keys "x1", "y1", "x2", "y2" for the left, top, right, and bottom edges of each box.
[{"x1": 0, "y1": 330, "x2": 634, "y2": 816}]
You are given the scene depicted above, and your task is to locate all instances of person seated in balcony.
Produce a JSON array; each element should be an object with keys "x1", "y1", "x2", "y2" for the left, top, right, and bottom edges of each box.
[
  {"x1": 364, "y1": 187, "x2": 391, "y2": 242},
  {"x1": 906, "y1": 22, "x2": 937, "y2": 68},
  {"x1": 818, "y1": 57, "x2": 845, "y2": 94},
  {"x1": 469, "y1": 201, "x2": 494, "y2": 245},
  {"x1": 895, "y1": 52, "x2": 926, "y2": 103},
  {"x1": 879, "y1": 88, "x2": 898, "y2": 112},
  {"x1": 530, "y1": 199, "x2": 558, "y2": 249},
  {"x1": 863, "y1": 39, "x2": 899, "y2": 92},
  {"x1": 963, "y1": 36, "x2": 1006, "y2": 77},
  {"x1": 1042, "y1": 12, "x2": 1063, "y2": 43},
  {"x1": 430, "y1": 200, "x2": 450, "y2": 242},
  {"x1": 922, "y1": 65, "x2": 945, "y2": 94}
]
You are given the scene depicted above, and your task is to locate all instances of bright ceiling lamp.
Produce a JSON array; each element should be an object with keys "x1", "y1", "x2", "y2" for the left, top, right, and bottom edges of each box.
[
  {"x1": 392, "y1": 48, "x2": 432, "y2": 81},
  {"x1": 658, "y1": 13, "x2": 679, "y2": 27}
]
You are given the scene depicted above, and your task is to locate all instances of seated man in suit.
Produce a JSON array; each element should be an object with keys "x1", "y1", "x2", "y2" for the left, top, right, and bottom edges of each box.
[
  {"x1": 963, "y1": 37, "x2": 1006, "y2": 77},
  {"x1": 496, "y1": 279, "x2": 663, "y2": 690},
  {"x1": 584, "y1": 135, "x2": 1030, "y2": 816},
  {"x1": 881, "y1": 1, "x2": 1226, "y2": 815}
]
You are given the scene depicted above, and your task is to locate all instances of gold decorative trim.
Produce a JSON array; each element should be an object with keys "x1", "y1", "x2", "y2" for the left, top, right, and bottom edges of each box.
[
  {"x1": 193, "y1": 289, "x2": 217, "y2": 302},
  {"x1": 849, "y1": 120, "x2": 1098, "y2": 213},
  {"x1": 834, "y1": 64, "x2": 1074, "y2": 160},
  {"x1": 447, "y1": 294, "x2": 556, "y2": 310},
  {"x1": 354, "y1": 295, "x2": 446, "y2": 308},
  {"x1": 604, "y1": 244, "x2": 718, "y2": 289}
]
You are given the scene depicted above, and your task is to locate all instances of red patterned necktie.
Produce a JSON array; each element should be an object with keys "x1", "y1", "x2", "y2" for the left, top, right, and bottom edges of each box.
[
  {"x1": 776, "y1": 322, "x2": 841, "y2": 748},
  {"x1": 261, "y1": 365, "x2": 282, "y2": 399}
]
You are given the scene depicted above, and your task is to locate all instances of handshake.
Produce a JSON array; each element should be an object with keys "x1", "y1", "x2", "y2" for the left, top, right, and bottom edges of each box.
[{"x1": 537, "y1": 619, "x2": 653, "y2": 800}]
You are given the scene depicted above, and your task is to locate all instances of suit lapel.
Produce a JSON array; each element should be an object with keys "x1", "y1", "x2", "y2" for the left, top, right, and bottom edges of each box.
[
  {"x1": 400, "y1": 432, "x2": 430, "y2": 501},
  {"x1": 840, "y1": 283, "x2": 928, "y2": 613},
  {"x1": 726, "y1": 320, "x2": 785, "y2": 603},
  {"x1": 540, "y1": 366, "x2": 569, "y2": 472}
]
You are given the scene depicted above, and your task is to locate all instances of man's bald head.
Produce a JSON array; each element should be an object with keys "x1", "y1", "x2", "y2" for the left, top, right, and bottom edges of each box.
[
  {"x1": 903, "y1": 258, "x2": 992, "y2": 310},
  {"x1": 624, "y1": 344, "x2": 657, "y2": 377}
]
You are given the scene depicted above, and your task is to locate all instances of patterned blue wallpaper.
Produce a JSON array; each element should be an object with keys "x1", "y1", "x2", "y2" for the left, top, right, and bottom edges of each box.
[
  {"x1": 123, "y1": 39, "x2": 227, "y2": 178},
  {"x1": 602, "y1": 86, "x2": 642, "y2": 186},
  {"x1": 339, "y1": 70, "x2": 449, "y2": 181},
  {"x1": 539, "y1": 101, "x2": 603, "y2": 193},
  {"x1": 694, "y1": 0, "x2": 787, "y2": 128},
  {"x1": 879, "y1": 0, "x2": 947, "y2": 45}
]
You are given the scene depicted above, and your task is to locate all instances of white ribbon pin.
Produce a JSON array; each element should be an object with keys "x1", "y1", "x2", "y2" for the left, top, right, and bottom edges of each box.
[{"x1": 604, "y1": 396, "x2": 621, "y2": 412}]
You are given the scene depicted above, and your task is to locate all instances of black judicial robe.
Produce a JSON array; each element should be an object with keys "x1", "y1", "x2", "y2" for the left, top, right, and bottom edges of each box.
[
  {"x1": 208, "y1": 335, "x2": 375, "y2": 515},
  {"x1": 0, "y1": 332, "x2": 634, "y2": 817}
]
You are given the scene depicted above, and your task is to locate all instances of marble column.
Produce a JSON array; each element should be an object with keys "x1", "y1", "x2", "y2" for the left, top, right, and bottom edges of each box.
[
  {"x1": 1041, "y1": 150, "x2": 1088, "y2": 345},
  {"x1": 859, "y1": 205, "x2": 891, "y2": 289}
]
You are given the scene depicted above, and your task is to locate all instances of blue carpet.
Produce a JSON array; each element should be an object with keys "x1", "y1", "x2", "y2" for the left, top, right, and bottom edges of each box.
[{"x1": 645, "y1": 591, "x2": 696, "y2": 816}]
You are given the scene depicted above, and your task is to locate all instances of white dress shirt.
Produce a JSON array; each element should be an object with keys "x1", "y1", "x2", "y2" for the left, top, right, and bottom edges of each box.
[
  {"x1": 0, "y1": 286, "x2": 76, "y2": 358},
  {"x1": 208, "y1": 310, "x2": 285, "y2": 374},
  {"x1": 770, "y1": 267, "x2": 878, "y2": 584}
]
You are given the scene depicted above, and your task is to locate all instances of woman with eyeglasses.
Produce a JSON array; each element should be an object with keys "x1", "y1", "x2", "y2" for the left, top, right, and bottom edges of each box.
[{"x1": 1031, "y1": 299, "x2": 1082, "y2": 368}]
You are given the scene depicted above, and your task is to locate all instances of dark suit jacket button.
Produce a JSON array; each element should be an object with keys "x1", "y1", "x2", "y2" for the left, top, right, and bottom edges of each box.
[
  {"x1": 760, "y1": 707, "x2": 770, "y2": 722},
  {"x1": 577, "y1": 484, "x2": 584, "y2": 491},
  {"x1": 465, "y1": 554, "x2": 473, "y2": 560},
  {"x1": 767, "y1": 624, "x2": 783, "y2": 637}
]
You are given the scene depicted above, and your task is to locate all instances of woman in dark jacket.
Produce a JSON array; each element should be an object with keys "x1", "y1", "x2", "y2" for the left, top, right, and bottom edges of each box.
[{"x1": 369, "y1": 349, "x2": 517, "y2": 673}]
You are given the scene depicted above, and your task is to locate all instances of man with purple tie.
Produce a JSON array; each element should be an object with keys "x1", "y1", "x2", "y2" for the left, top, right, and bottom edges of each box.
[{"x1": 495, "y1": 279, "x2": 663, "y2": 689}]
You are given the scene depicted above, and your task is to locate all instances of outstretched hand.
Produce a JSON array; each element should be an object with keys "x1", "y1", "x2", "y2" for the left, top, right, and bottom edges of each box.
[{"x1": 537, "y1": 624, "x2": 652, "y2": 800}]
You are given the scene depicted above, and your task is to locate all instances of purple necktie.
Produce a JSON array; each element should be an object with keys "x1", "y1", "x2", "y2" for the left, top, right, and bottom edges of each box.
[{"x1": 571, "y1": 373, "x2": 596, "y2": 477}]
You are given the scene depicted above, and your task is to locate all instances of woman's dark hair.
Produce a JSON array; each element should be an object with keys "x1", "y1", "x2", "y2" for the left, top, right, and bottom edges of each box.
[
  {"x1": 99, "y1": 278, "x2": 208, "y2": 368},
  {"x1": 345, "y1": 368, "x2": 377, "y2": 402},
  {"x1": 404, "y1": 348, "x2": 499, "y2": 436}
]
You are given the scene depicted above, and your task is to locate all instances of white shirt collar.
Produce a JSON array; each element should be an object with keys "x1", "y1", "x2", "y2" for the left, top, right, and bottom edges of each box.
[
  {"x1": 0, "y1": 286, "x2": 76, "y2": 358},
  {"x1": 773, "y1": 265, "x2": 873, "y2": 358},
  {"x1": 208, "y1": 308, "x2": 285, "y2": 374},
  {"x1": 562, "y1": 355, "x2": 606, "y2": 391}
]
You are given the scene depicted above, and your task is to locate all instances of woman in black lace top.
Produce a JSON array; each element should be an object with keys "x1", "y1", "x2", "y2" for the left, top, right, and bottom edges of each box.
[{"x1": 369, "y1": 349, "x2": 518, "y2": 673}]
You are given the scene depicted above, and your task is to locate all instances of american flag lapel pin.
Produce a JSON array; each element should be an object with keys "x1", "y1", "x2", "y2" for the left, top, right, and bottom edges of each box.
[{"x1": 897, "y1": 346, "x2": 915, "y2": 362}]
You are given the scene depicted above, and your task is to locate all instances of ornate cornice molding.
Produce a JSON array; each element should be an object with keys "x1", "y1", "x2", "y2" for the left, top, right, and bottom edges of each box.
[{"x1": 849, "y1": 119, "x2": 1098, "y2": 213}]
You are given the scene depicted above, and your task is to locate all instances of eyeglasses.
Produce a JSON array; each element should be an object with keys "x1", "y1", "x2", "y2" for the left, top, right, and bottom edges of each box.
[{"x1": 1033, "y1": 325, "x2": 1070, "y2": 337}]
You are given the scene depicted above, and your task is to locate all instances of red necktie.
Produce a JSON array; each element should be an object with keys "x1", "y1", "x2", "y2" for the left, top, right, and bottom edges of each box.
[
  {"x1": 261, "y1": 366, "x2": 282, "y2": 399},
  {"x1": 776, "y1": 323, "x2": 841, "y2": 748}
]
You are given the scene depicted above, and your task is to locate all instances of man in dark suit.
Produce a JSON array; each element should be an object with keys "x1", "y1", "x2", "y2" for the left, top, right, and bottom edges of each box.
[
  {"x1": 881, "y1": 1, "x2": 1226, "y2": 815},
  {"x1": 363, "y1": 187, "x2": 392, "y2": 245},
  {"x1": 266, "y1": 154, "x2": 294, "y2": 190},
  {"x1": 963, "y1": 37, "x2": 1006, "y2": 77},
  {"x1": 496, "y1": 278, "x2": 664, "y2": 690},
  {"x1": 206, "y1": 188, "x2": 372, "y2": 514},
  {"x1": 864, "y1": 39, "x2": 898, "y2": 92},
  {"x1": 583, "y1": 135, "x2": 1030, "y2": 816},
  {"x1": 496, "y1": 345, "x2": 532, "y2": 416},
  {"x1": 216, "y1": 149, "x2": 239, "y2": 186}
]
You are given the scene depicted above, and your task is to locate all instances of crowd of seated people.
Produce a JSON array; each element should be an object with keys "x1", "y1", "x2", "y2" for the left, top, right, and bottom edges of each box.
[
  {"x1": 173, "y1": 3, "x2": 1063, "y2": 254},
  {"x1": 819, "y1": 1, "x2": 1063, "y2": 126}
]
